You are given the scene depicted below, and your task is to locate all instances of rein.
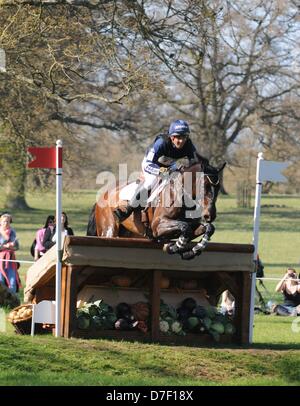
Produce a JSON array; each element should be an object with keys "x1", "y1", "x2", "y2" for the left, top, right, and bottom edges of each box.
[{"x1": 205, "y1": 174, "x2": 220, "y2": 186}]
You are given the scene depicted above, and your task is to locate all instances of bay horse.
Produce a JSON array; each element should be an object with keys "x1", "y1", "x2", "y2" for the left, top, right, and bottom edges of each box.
[{"x1": 87, "y1": 158, "x2": 226, "y2": 260}]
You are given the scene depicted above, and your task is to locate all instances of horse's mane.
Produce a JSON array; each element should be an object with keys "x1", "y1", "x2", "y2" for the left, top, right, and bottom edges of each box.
[
  {"x1": 195, "y1": 153, "x2": 210, "y2": 171},
  {"x1": 182, "y1": 153, "x2": 219, "y2": 185},
  {"x1": 184, "y1": 152, "x2": 210, "y2": 172}
]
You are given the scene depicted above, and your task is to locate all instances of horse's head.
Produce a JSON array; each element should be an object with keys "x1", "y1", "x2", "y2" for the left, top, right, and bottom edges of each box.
[{"x1": 183, "y1": 159, "x2": 226, "y2": 223}]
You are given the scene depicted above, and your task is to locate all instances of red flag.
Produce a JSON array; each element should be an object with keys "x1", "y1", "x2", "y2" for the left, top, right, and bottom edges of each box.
[{"x1": 27, "y1": 147, "x2": 62, "y2": 169}]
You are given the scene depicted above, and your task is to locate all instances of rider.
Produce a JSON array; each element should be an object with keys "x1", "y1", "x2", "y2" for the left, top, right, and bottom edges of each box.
[{"x1": 113, "y1": 119, "x2": 199, "y2": 223}]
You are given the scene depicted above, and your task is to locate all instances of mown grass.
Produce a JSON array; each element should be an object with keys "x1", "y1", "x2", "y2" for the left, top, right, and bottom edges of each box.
[
  {"x1": 0, "y1": 316, "x2": 300, "y2": 386},
  {"x1": 1, "y1": 189, "x2": 300, "y2": 386}
]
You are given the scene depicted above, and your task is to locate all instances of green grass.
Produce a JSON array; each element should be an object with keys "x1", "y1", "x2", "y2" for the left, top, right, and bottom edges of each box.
[
  {"x1": 1, "y1": 189, "x2": 300, "y2": 386},
  {"x1": 0, "y1": 319, "x2": 299, "y2": 386}
]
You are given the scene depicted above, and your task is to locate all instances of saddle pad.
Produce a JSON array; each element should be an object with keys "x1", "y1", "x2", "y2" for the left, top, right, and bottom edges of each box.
[{"x1": 119, "y1": 178, "x2": 168, "y2": 203}]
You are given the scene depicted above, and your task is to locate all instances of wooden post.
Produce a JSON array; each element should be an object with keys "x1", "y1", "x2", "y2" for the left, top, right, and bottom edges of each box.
[
  {"x1": 63, "y1": 265, "x2": 78, "y2": 338},
  {"x1": 60, "y1": 265, "x2": 67, "y2": 337},
  {"x1": 151, "y1": 270, "x2": 161, "y2": 341},
  {"x1": 240, "y1": 271, "x2": 252, "y2": 344}
]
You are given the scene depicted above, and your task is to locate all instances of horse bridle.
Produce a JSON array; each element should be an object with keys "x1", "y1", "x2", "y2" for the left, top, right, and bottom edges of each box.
[
  {"x1": 178, "y1": 171, "x2": 217, "y2": 215},
  {"x1": 205, "y1": 173, "x2": 220, "y2": 186}
]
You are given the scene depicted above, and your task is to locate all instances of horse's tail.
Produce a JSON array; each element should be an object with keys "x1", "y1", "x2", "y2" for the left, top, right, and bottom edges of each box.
[{"x1": 86, "y1": 203, "x2": 97, "y2": 236}]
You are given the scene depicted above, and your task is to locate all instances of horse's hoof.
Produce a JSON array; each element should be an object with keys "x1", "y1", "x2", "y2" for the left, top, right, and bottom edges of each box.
[
  {"x1": 181, "y1": 250, "x2": 196, "y2": 260},
  {"x1": 163, "y1": 243, "x2": 178, "y2": 255}
]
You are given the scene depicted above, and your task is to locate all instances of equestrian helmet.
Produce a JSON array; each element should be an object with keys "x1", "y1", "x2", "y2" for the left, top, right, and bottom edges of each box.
[{"x1": 168, "y1": 120, "x2": 190, "y2": 136}]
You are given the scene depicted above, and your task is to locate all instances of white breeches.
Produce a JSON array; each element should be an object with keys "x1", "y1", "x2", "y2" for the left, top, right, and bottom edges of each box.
[{"x1": 142, "y1": 158, "x2": 159, "y2": 190}]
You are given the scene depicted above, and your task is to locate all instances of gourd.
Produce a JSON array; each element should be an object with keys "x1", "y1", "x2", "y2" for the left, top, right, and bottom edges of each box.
[
  {"x1": 131, "y1": 302, "x2": 150, "y2": 321},
  {"x1": 160, "y1": 276, "x2": 170, "y2": 289},
  {"x1": 111, "y1": 275, "x2": 132, "y2": 287},
  {"x1": 179, "y1": 279, "x2": 198, "y2": 290}
]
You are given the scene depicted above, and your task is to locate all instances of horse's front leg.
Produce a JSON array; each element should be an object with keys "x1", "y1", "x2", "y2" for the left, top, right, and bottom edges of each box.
[
  {"x1": 154, "y1": 218, "x2": 193, "y2": 255},
  {"x1": 181, "y1": 223, "x2": 215, "y2": 260}
]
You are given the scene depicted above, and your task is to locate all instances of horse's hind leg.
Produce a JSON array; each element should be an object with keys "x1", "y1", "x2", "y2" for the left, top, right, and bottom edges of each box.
[{"x1": 95, "y1": 204, "x2": 120, "y2": 237}]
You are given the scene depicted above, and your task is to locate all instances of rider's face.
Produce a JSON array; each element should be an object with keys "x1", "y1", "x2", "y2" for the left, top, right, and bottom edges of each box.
[{"x1": 170, "y1": 135, "x2": 188, "y2": 149}]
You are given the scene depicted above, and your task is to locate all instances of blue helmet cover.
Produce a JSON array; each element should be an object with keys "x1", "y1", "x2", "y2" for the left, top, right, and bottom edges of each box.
[{"x1": 168, "y1": 120, "x2": 190, "y2": 136}]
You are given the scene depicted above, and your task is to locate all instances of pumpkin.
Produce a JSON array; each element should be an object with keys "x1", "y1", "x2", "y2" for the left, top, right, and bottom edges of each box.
[
  {"x1": 111, "y1": 275, "x2": 132, "y2": 287},
  {"x1": 179, "y1": 279, "x2": 198, "y2": 290},
  {"x1": 160, "y1": 276, "x2": 170, "y2": 289},
  {"x1": 131, "y1": 302, "x2": 150, "y2": 321}
]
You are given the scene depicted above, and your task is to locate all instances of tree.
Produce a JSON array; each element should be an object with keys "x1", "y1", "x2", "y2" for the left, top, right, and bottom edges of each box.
[
  {"x1": 0, "y1": 1, "x2": 160, "y2": 207},
  {"x1": 126, "y1": 0, "x2": 300, "y2": 193}
]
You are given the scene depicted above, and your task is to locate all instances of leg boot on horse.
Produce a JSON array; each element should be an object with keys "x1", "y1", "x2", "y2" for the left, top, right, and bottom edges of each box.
[{"x1": 114, "y1": 182, "x2": 149, "y2": 223}]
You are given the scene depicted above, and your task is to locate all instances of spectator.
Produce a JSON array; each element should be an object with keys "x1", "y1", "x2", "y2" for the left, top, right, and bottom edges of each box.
[
  {"x1": 43, "y1": 212, "x2": 74, "y2": 251},
  {"x1": 273, "y1": 268, "x2": 300, "y2": 316},
  {"x1": 33, "y1": 215, "x2": 55, "y2": 261},
  {"x1": 0, "y1": 212, "x2": 12, "y2": 224},
  {"x1": 0, "y1": 214, "x2": 21, "y2": 293},
  {"x1": 220, "y1": 290, "x2": 235, "y2": 316}
]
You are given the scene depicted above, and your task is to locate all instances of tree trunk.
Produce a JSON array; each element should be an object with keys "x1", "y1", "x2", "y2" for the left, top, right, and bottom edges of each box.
[
  {"x1": 1, "y1": 138, "x2": 30, "y2": 210},
  {"x1": 219, "y1": 170, "x2": 229, "y2": 195},
  {"x1": 5, "y1": 165, "x2": 30, "y2": 209}
]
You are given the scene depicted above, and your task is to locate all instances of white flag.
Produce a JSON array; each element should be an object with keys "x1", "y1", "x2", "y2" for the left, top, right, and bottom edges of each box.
[{"x1": 259, "y1": 160, "x2": 289, "y2": 183}]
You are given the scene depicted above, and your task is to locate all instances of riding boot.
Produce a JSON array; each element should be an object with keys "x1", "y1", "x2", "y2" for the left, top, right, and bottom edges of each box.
[{"x1": 114, "y1": 183, "x2": 148, "y2": 222}]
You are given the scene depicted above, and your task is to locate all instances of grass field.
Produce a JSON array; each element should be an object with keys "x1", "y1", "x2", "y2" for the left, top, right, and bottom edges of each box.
[{"x1": 0, "y1": 190, "x2": 300, "y2": 386}]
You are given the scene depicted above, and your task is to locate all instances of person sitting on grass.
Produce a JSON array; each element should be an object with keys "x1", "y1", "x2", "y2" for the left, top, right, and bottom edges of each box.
[{"x1": 273, "y1": 268, "x2": 300, "y2": 316}]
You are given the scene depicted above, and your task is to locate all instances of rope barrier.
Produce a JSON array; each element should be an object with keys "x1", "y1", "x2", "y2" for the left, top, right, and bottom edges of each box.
[
  {"x1": 0, "y1": 258, "x2": 35, "y2": 264},
  {"x1": 257, "y1": 277, "x2": 300, "y2": 282}
]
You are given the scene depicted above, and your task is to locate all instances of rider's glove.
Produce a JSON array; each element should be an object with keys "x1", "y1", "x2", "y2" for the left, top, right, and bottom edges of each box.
[{"x1": 159, "y1": 167, "x2": 168, "y2": 174}]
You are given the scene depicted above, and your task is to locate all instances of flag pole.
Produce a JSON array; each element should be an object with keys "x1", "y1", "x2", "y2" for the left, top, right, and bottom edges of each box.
[
  {"x1": 55, "y1": 140, "x2": 63, "y2": 337},
  {"x1": 249, "y1": 151, "x2": 264, "y2": 343}
]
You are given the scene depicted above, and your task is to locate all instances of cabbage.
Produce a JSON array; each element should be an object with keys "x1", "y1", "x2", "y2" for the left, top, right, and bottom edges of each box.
[
  {"x1": 100, "y1": 315, "x2": 115, "y2": 329},
  {"x1": 92, "y1": 315, "x2": 103, "y2": 329},
  {"x1": 224, "y1": 323, "x2": 236, "y2": 335},
  {"x1": 171, "y1": 321, "x2": 182, "y2": 334},
  {"x1": 210, "y1": 322, "x2": 225, "y2": 335},
  {"x1": 205, "y1": 306, "x2": 218, "y2": 319},
  {"x1": 202, "y1": 317, "x2": 212, "y2": 330},
  {"x1": 159, "y1": 320, "x2": 169, "y2": 333},
  {"x1": 77, "y1": 307, "x2": 90, "y2": 317},
  {"x1": 160, "y1": 301, "x2": 177, "y2": 319},
  {"x1": 87, "y1": 304, "x2": 99, "y2": 317},
  {"x1": 107, "y1": 313, "x2": 117, "y2": 324},
  {"x1": 214, "y1": 313, "x2": 228, "y2": 324},
  {"x1": 77, "y1": 315, "x2": 90, "y2": 330},
  {"x1": 187, "y1": 317, "x2": 199, "y2": 330}
]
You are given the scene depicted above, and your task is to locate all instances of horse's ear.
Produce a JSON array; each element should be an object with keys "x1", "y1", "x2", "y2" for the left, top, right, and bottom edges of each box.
[{"x1": 217, "y1": 162, "x2": 227, "y2": 173}]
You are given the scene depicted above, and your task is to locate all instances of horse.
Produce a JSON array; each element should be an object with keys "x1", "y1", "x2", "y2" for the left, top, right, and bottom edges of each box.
[{"x1": 87, "y1": 158, "x2": 226, "y2": 260}]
